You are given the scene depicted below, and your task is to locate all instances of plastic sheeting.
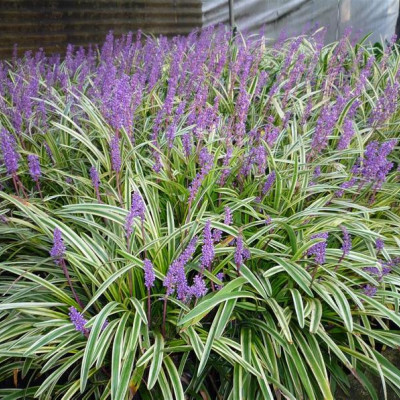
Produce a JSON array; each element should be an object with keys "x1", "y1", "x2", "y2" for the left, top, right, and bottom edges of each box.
[{"x1": 202, "y1": 0, "x2": 399, "y2": 43}]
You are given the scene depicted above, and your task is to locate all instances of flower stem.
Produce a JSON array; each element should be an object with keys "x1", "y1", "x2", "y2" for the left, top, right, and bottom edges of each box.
[
  {"x1": 147, "y1": 287, "x2": 151, "y2": 328},
  {"x1": 61, "y1": 259, "x2": 84, "y2": 309}
]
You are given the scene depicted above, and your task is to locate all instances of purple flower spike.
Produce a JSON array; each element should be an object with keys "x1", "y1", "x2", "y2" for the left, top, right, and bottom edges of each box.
[
  {"x1": 341, "y1": 226, "x2": 351, "y2": 256},
  {"x1": 189, "y1": 274, "x2": 208, "y2": 298},
  {"x1": 363, "y1": 266, "x2": 380, "y2": 276},
  {"x1": 27, "y1": 154, "x2": 41, "y2": 181},
  {"x1": 69, "y1": 306, "x2": 88, "y2": 334},
  {"x1": 90, "y1": 166, "x2": 100, "y2": 190},
  {"x1": 313, "y1": 166, "x2": 321, "y2": 178},
  {"x1": 307, "y1": 232, "x2": 329, "y2": 264},
  {"x1": 131, "y1": 192, "x2": 145, "y2": 220},
  {"x1": 364, "y1": 264, "x2": 391, "y2": 281},
  {"x1": 0, "y1": 128, "x2": 19, "y2": 175},
  {"x1": 335, "y1": 177, "x2": 357, "y2": 198},
  {"x1": 125, "y1": 192, "x2": 146, "y2": 238},
  {"x1": 337, "y1": 118, "x2": 355, "y2": 150},
  {"x1": 215, "y1": 272, "x2": 224, "y2": 290},
  {"x1": 224, "y1": 206, "x2": 232, "y2": 225},
  {"x1": 242, "y1": 248, "x2": 251, "y2": 260},
  {"x1": 234, "y1": 234, "x2": 244, "y2": 270},
  {"x1": 50, "y1": 228, "x2": 66, "y2": 265},
  {"x1": 262, "y1": 171, "x2": 276, "y2": 195},
  {"x1": 213, "y1": 229, "x2": 222, "y2": 243},
  {"x1": 110, "y1": 134, "x2": 121, "y2": 173},
  {"x1": 375, "y1": 238, "x2": 384, "y2": 252},
  {"x1": 188, "y1": 148, "x2": 213, "y2": 203},
  {"x1": 354, "y1": 140, "x2": 397, "y2": 191},
  {"x1": 363, "y1": 284, "x2": 377, "y2": 298},
  {"x1": 144, "y1": 259, "x2": 155, "y2": 289},
  {"x1": 201, "y1": 220, "x2": 214, "y2": 270},
  {"x1": 163, "y1": 237, "x2": 198, "y2": 300}
]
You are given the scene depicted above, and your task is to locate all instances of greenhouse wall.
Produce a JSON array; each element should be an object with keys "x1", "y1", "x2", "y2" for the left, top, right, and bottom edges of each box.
[{"x1": 202, "y1": 0, "x2": 400, "y2": 44}]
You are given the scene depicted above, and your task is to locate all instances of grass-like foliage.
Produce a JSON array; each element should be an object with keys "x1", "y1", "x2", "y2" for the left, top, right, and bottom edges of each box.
[{"x1": 0, "y1": 26, "x2": 400, "y2": 399}]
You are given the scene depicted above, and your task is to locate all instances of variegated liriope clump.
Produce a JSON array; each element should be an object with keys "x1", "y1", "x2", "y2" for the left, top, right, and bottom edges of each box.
[{"x1": 0, "y1": 27, "x2": 400, "y2": 400}]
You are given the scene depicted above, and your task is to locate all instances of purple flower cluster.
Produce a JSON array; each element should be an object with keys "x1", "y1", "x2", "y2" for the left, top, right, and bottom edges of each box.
[
  {"x1": 234, "y1": 234, "x2": 250, "y2": 271},
  {"x1": 224, "y1": 206, "x2": 233, "y2": 225},
  {"x1": 189, "y1": 274, "x2": 208, "y2": 298},
  {"x1": 215, "y1": 272, "x2": 224, "y2": 290},
  {"x1": 307, "y1": 232, "x2": 329, "y2": 264},
  {"x1": 337, "y1": 117, "x2": 355, "y2": 151},
  {"x1": 363, "y1": 284, "x2": 377, "y2": 297},
  {"x1": 0, "y1": 128, "x2": 19, "y2": 175},
  {"x1": 110, "y1": 134, "x2": 121, "y2": 173},
  {"x1": 311, "y1": 99, "x2": 343, "y2": 154},
  {"x1": 363, "y1": 262, "x2": 391, "y2": 281},
  {"x1": 369, "y1": 81, "x2": 399, "y2": 126},
  {"x1": 104, "y1": 74, "x2": 135, "y2": 134},
  {"x1": 353, "y1": 140, "x2": 397, "y2": 191},
  {"x1": 234, "y1": 234, "x2": 244, "y2": 269},
  {"x1": 335, "y1": 177, "x2": 357, "y2": 198},
  {"x1": 69, "y1": 306, "x2": 88, "y2": 334},
  {"x1": 200, "y1": 220, "x2": 214, "y2": 270},
  {"x1": 125, "y1": 192, "x2": 146, "y2": 238},
  {"x1": 163, "y1": 237, "x2": 197, "y2": 300},
  {"x1": 188, "y1": 148, "x2": 213, "y2": 204},
  {"x1": 27, "y1": 154, "x2": 41, "y2": 181},
  {"x1": 340, "y1": 226, "x2": 351, "y2": 256},
  {"x1": 144, "y1": 259, "x2": 155, "y2": 289},
  {"x1": 50, "y1": 227, "x2": 66, "y2": 265},
  {"x1": 262, "y1": 171, "x2": 276, "y2": 195},
  {"x1": 212, "y1": 229, "x2": 222, "y2": 243},
  {"x1": 219, "y1": 146, "x2": 233, "y2": 187},
  {"x1": 69, "y1": 307, "x2": 108, "y2": 335},
  {"x1": 309, "y1": 166, "x2": 322, "y2": 187},
  {"x1": 89, "y1": 166, "x2": 100, "y2": 190},
  {"x1": 375, "y1": 238, "x2": 384, "y2": 252}
]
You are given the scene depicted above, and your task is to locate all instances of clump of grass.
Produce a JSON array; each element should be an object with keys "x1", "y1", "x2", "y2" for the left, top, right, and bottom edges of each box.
[{"x1": 0, "y1": 27, "x2": 399, "y2": 399}]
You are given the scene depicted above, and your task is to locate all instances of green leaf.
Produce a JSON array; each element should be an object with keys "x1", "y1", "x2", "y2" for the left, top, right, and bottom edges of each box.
[
  {"x1": 147, "y1": 332, "x2": 164, "y2": 390},
  {"x1": 111, "y1": 312, "x2": 130, "y2": 398},
  {"x1": 0, "y1": 302, "x2": 65, "y2": 311},
  {"x1": 25, "y1": 324, "x2": 75, "y2": 356},
  {"x1": 115, "y1": 312, "x2": 142, "y2": 399},
  {"x1": 265, "y1": 256, "x2": 313, "y2": 296},
  {"x1": 129, "y1": 298, "x2": 148, "y2": 325},
  {"x1": 198, "y1": 296, "x2": 237, "y2": 375},
  {"x1": 233, "y1": 363, "x2": 243, "y2": 400},
  {"x1": 267, "y1": 298, "x2": 292, "y2": 343},
  {"x1": 241, "y1": 264, "x2": 269, "y2": 300},
  {"x1": 80, "y1": 301, "x2": 120, "y2": 392},
  {"x1": 290, "y1": 289, "x2": 305, "y2": 328},
  {"x1": 359, "y1": 294, "x2": 400, "y2": 328},
  {"x1": 309, "y1": 298, "x2": 323, "y2": 334},
  {"x1": 178, "y1": 291, "x2": 255, "y2": 327},
  {"x1": 164, "y1": 356, "x2": 185, "y2": 400},
  {"x1": 323, "y1": 281, "x2": 353, "y2": 332}
]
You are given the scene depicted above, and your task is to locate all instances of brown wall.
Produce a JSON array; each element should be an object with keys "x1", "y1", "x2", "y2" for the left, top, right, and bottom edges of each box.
[{"x1": 0, "y1": 0, "x2": 202, "y2": 59}]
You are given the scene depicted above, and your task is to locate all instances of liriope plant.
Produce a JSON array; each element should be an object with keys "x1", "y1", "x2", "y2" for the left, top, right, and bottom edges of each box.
[{"x1": 0, "y1": 27, "x2": 400, "y2": 399}]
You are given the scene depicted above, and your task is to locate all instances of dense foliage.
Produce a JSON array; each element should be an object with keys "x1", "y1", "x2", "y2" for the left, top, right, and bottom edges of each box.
[{"x1": 0, "y1": 26, "x2": 400, "y2": 399}]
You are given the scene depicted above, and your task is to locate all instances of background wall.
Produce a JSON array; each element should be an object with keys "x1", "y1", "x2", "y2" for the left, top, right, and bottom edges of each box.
[{"x1": 0, "y1": 0, "x2": 202, "y2": 59}]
